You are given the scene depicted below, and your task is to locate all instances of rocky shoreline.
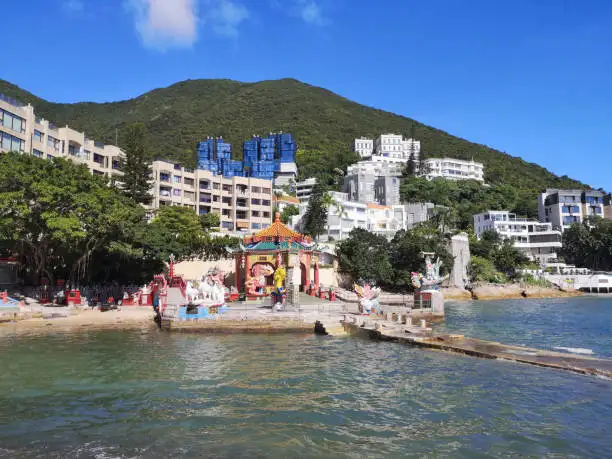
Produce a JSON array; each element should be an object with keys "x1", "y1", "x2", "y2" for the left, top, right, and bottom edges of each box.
[{"x1": 442, "y1": 284, "x2": 583, "y2": 301}]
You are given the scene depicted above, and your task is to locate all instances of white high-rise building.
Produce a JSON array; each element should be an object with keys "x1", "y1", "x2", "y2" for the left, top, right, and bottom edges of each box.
[
  {"x1": 353, "y1": 134, "x2": 420, "y2": 164},
  {"x1": 473, "y1": 210, "x2": 562, "y2": 265},
  {"x1": 353, "y1": 137, "x2": 374, "y2": 158},
  {"x1": 420, "y1": 158, "x2": 485, "y2": 183},
  {"x1": 538, "y1": 189, "x2": 606, "y2": 232}
]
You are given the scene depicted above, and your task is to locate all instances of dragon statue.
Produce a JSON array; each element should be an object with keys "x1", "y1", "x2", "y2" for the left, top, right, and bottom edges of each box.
[
  {"x1": 411, "y1": 254, "x2": 449, "y2": 292},
  {"x1": 354, "y1": 283, "x2": 381, "y2": 315}
]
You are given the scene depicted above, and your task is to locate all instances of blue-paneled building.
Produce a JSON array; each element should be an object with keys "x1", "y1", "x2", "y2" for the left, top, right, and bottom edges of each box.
[{"x1": 195, "y1": 132, "x2": 297, "y2": 186}]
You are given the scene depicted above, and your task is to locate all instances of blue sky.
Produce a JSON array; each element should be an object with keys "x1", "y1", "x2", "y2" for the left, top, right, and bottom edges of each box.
[{"x1": 2, "y1": 0, "x2": 611, "y2": 190}]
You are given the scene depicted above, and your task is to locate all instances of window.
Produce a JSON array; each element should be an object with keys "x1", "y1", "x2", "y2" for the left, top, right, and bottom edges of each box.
[
  {"x1": 222, "y1": 184, "x2": 232, "y2": 192},
  {"x1": 184, "y1": 178, "x2": 194, "y2": 187},
  {"x1": 222, "y1": 221, "x2": 233, "y2": 230},
  {"x1": 251, "y1": 198, "x2": 261, "y2": 205},
  {"x1": 262, "y1": 187, "x2": 271, "y2": 194},
  {"x1": 200, "y1": 181, "x2": 210, "y2": 189},
  {"x1": 222, "y1": 196, "x2": 232, "y2": 205},
  {"x1": 46, "y1": 153, "x2": 54, "y2": 160},
  {"x1": 213, "y1": 182, "x2": 220, "y2": 190},
  {"x1": 34, "y1": 130, "x2": 44, "y2": 143},
  {"x1": 236, "y1": 210, "x2": 248, "y2": 220},
  {"x1": 0, "y1": 109, "x2": 25, "y2": 133},
  {"x1": 1, "y1": 132, "x2": 25, "y2": 152},
  {"x1": 262, "y1": 200, "x2": 270, "y2": 206},
  {"x1": 47, "y1": 136, "x2": 60, "y2": 152},
  {"x1": 172, "y1": 189, "x2": 181, "y2": 197},
  {"x1": 222, "y1": 209, "x2": 230, "y2": 217},
  {"x1": 212, "y1": 195, "x2": 219, "y2": 202},
  {"x1": 174, "y1": 164, "x2": 181, "y2": 170},
  {"x1": 252, "y1": 223, "x2": 261, "y2": 229},
  {"x1": 33, "y1": 149, "x2": 43, "y2": 158},
  {"x1": 173, "y1": 175, "x2": 182, "y2": 183},
  {"x1": 252, "y1": 211, "x2": 260, "y2": 217},
  {"x1": 263, "y1": 212, "x2": 271, "y2": 218},
  {"x1": 252, "y1": 186, "x2": 261, "y2": 193}
]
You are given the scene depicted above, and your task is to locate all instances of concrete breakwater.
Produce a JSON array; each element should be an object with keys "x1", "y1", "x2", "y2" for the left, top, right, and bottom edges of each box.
[
  {"x1": 342, "y1": 314, "x2": 612, "y2": 378},
  {"x1": 441, "y1": 285, "x2": 583, "y2": 301}
]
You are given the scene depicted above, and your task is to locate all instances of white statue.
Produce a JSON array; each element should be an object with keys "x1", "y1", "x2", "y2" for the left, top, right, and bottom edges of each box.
[{"x1": 185, "y1": 281, "x2": 200, "y2": 302}]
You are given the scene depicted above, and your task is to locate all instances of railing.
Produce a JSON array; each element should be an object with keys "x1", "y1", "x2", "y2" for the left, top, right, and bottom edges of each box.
[{"x1": 0, "y1": 93, "x2": 25, "y2": 107}]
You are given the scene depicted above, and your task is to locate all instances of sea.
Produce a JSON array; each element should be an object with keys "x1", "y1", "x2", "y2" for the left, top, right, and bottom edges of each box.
[{"x1": 0, "y1": 297, "x2": 611, "y2": 458}]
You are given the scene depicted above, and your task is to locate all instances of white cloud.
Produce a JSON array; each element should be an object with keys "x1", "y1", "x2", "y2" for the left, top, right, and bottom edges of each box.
[
  {"x1": 207, "y1": 0, "x2": 249, "y2": 38},
  {"x1": 297, "y1": 0, "x2": 325, "y2": 26},
  {"x1": 125, "y1": 0, "x2": 250, "y2": 50},
  {"x1": 63, "y1": 0, "x2": 84, "y2": 12},
  {"x1": 126, "y1": 0, "x2": 199, "y2": 50}
]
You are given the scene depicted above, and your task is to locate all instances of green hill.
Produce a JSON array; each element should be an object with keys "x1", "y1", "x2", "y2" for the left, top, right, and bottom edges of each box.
[{"x1": 0, "y1": 77, "x2": 587, "y2": 191}]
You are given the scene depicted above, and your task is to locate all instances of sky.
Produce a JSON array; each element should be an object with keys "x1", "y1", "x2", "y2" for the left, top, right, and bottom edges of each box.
[{"x1": 2, "y1": 0, "x2": 611, "y2": 190}]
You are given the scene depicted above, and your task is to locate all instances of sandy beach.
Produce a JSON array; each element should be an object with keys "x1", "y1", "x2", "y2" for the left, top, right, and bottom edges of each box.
[{"x1": 0, "y1": 306, "x2": 157, "y2": 336}]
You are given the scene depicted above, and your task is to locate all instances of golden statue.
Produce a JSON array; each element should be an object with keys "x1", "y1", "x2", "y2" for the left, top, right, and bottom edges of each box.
[{"x1": 273, "y1": 265, "x2": 286, "y2": 290}]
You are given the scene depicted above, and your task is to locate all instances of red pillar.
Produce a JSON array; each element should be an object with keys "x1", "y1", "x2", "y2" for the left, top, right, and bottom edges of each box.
[
  {"x1": 314, "y1": 262, "x2": 320, "y2": 290},
  {"x1": 235, "y1": 255, "x2": 242, "y2": 292},
  {"x1": 245, "y1": 255, "x2": 252, "y2": 292}
]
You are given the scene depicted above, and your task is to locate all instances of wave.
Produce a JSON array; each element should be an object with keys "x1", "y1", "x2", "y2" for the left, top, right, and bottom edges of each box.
[{"x1": 554, "y1": 347, "x2": 594, "y2": 355}]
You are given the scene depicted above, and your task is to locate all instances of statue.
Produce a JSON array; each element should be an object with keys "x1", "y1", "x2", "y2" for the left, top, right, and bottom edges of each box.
[
  {"x1": 185, "y1": 281, "x2": 200, "y2": 302},
  {"x1": 245, "y1": 263, "x2": 274, "y2": 295},
  {"x1": 198, "y1": 267, "x2": 227, "y2": 305},
  {"x1": 411, "y1": 253, "x2": 449, "y2": 291},
  {"x1": 271, "y1": 265, "x2": 287, "y2": 310},
  {"x1": 354, "y1": 283, "x2": 381, "y2": 315}
]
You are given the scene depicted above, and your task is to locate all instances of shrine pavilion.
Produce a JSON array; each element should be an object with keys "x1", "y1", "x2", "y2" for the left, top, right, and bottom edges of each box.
[{"x1": 232, "y1": 213, "x2": 321, "y2": 298}]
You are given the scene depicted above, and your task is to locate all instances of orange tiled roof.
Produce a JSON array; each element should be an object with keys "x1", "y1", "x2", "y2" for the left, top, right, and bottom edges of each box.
[
  {"x1": 367, "y1": 203, "x2": 391, "y2": 210},
  {"x1": 254, "y1": 212, "x2": 302, "y2": 238}
]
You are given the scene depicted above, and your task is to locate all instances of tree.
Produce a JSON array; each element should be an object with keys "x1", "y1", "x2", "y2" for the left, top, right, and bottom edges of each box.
[
  {"x1": 491, "y1": 239, "x2": 529, "y2": 274},
  {"x1": 0, "y1": 153, "x2": 145, "y2": 284},
  {"x1": 279, "y1": 205, "x2": 300, "y2": 224},
  {"x1": 389, "y1": 224, "x2": 453, "y2": 289},
  {"x1": 144, "y1": 206, "x2": 207, "y2": 261},
  {"x1": 119, "y1": 123, "x2": 152, "y2": 205},
  {"x1": 468, "y1": 256, "x2": 506, "y2": 283},
  {"x1": 200, "y1": 212, "x2": 220, "y2": 231},
  {"x1": 302, "y1": 183, "x2": 328, "y2": 240},
  {"x1": 337, "y1": 228, "x2": 393, "y2": 285},
  {"x1": 562, "y1": 218, "x2": 612, "y2": 270}
]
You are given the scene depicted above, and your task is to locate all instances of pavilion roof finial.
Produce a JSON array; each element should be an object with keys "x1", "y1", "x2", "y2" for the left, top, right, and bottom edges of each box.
[{"x1": 275, "y1": 212, "x2": 281, "y2": 223}]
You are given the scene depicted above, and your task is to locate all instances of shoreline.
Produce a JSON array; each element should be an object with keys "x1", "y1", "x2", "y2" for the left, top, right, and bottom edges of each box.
[
  {"x1": 0, "y1": 306, "x2": 157, "y2": 336},
  {"x1": 442, "y1": 285, "x2": 583, "y2": 302}
]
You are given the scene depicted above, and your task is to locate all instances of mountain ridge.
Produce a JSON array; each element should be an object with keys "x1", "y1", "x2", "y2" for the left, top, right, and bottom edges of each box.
[{"x1": 0, "y1": 77, "x2": 587, "y2": 191}]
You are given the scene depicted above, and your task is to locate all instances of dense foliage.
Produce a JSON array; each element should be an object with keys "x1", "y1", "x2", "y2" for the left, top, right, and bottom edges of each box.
[
  {"x1": 561, "y1": 218, "x2": 612, "y2": 271},
  {"x1": 400, "y1": 177, "x2": 543, "y2": 228},
  {"x1": 468, "y1": 230, "x2": 530, "y2": 283},
  {"x1": 302, "y1": 183, "x2": 329, "y2": 240},
  {"x1": 0, "y1": 153, "x2": 237, "y2": 285},
  {"x1": 0, "y1": 78, "x2": 587, "y2": 192},
  {"x1": 118, "y1": 123, "x2": 153, "y2": 204},
  {"x1": 278, "y1": 204, "x2": 300, "y2": 224},
  {"x1": 0, "y1": 153, "x2": 150, "y2": 284},
  {"x1": 337, "y1": 224, "x2": 453, "y2": 291}
]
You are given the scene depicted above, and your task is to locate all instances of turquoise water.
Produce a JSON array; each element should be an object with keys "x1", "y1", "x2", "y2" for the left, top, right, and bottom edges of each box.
[{"x1": 0, "y1": 297, "x2": 611, "y2": 458}]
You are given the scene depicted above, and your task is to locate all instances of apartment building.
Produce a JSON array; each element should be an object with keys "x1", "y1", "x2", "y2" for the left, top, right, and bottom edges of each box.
[
  {"x1": 538, "y1": 189, "x2": 606, "y2": 231},
  {"x1": 344, "y1": 160, "x2": 402, "y2": 206},
  {"x1": 291, "y1": 191, "x2": 410, "y2": 241},
  {"x1": 0, "y1": 93, "x2": 122, "y2": 178},
  {"x1": 353, "y1": 137, "x2": 374, "y2": 158},
  {"x1": 295, "y1": 177, "x2": 318, "y2": 204},
  {"x1": 150, "y1": 160, "x2": 274, "y2": 233},
  {"x1": 605, "y1": 194, "x2": 612, "y2": 220},
  {"x1": 353, "y1": 134, "x2": 420, "y2": 164},
  {"x1": 474, "y1": 210, "x2": 562, "y2": 265},
  {"x1": 420, "y1": 158, "x2": 485, "y2": 183}
]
